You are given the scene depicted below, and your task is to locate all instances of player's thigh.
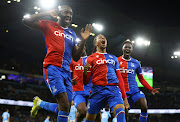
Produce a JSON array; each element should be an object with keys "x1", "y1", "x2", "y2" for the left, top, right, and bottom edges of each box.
[
  {"x1": 132, "y1": 91, "x2": 147, "y2": 106},
  {"x1": 107, "y1": 86, "x2": 124, "y2": 113},
  {"x1": 43, "y1": 65, "x2": 67, "y2": 97},
  {"x1": 86, "y1": 113, "x2": 97, "y2": 121},
  {"x1": 87, "y1": 92, "x2": 106, "y2": 115},
  {"x1": 73, "y1": 94, "x2": 87, "y2": 109},
  {"x1": 73, "y1": 95, "x2": 87, "y2": 113},
  {"x1": 65, "y1": 70, "x2": 73, "y2": 103}
]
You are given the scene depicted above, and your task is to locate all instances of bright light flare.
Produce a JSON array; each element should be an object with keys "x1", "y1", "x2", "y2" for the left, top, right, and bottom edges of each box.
[
  {"x1": 174, "y1": 51, "x2": 180, "y2": 56},
  {"x1": 136, "y1": 37, "x2": 144, "y2": 46},
  {"x1": 135, "y1": 37, "x2": 150, "y2": 46},
  {"x1": 76, "y1": 38, "x2": 81, "y2": 43},
  {"x1": 92, "y1": 23, "x2": 103, "y2": 31},
  {"x1": 23, "y1": 14, "x2": 30, "y2": 19},
  {"x1": 7, "y1": 1, "x2": 11, "y2": 3},
  {"x1": 40, "y1": 0, "x2": 55, "y2": 9}
]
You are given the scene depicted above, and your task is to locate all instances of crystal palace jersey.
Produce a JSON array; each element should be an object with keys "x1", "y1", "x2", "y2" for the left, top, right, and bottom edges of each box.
[
  {"x1": 38, "y1": 20, "x2": 77, "y2": 70},
  {"x1": 70, "y1": 56, "x2": 92, "y2": 93},
  {"x1": 118, "y1": 56, "x2": 142, "y2": 93},
  {"x1": 86, "y1": 52, "x2": 120, "y2": 86}
]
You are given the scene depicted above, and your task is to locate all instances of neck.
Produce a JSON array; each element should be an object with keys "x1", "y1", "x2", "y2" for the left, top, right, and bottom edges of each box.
[
  {"x1": 96, "y1": 48, "x2": 107, "y2": 53},
  {"x1": 123, "y1": 54, "x2": 130, "y2": 60},
  {"x1": 58, "y1": 20, "x2": 68, "y2": 28},
  {"x1": 81, "y1": 52, "x2": 87, "y2": 57}
]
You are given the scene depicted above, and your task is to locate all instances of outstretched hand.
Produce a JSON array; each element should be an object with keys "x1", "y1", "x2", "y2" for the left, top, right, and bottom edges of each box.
[
  {"x1": 124, "y1": 98, "x2": 130, "y2": 110},
  {"x1": 151, "y1": 88, "x2": 160, "y2": 95},
  {"x1": 81, "y1": 24, "x2": 92, "y2": 41}
]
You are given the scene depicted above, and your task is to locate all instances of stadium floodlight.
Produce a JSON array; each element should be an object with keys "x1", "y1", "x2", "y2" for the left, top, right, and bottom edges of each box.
[
  {"x1": 23, "y1": 14, "x2": 30, "y2": 19},
  {"x1": 90, "y1": 33, "x2": 95, "y2": 36},
  {"x1": 135, "y1": 37, "x2": 150, "y2": 46},
  {"x1": 171, "y1": 56, "x2": 174, "y2": 59},
  {"x1": 92, "y1": 23, "x2": 103, "y2": 31},
  {"x1": 37, "y1": 8, "x2": 41, "y2": 10},
  {"x1": 7, "y1": 1, "x2": 11, "y2": 4},
  {"x1": 174, "y1": 56, "x2": 178, "y2": 58},
  {"x1": 174, "y1": 51, "x2": 180, "y2": 56},
  {"x1": 35, "y1": 12, "x2": 38, "y2": 14},
  {"x1": 76, "y1": 38, "x2": 81, "y2": 43},
  {"x1": 136, "y1": 37, "x2": 144, "y2": 46},
  {"x1": 40, "y1": 0, "x2": 55, "y2": 9},
  {"x1": 144, "y1": 40, "x2": 150, "y2": 46},
  {"x1": 1, "y1": 75, "x2": 6, "y2": 80},
  {"x1": 34, "y1": 6, "x2": 38, "y2": 9},
  {"x1": 17, "y1": 0, "x2": 20, "y2": 2}
]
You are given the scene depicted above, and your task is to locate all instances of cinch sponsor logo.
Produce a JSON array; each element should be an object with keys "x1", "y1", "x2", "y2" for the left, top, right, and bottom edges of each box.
[
  {"x1": 96, "y1": 59, "x2": 115, "y2": 65},
  {"x1": 54, "y1": 30, "x2": 73, "y2": 42},
  {"x1": 120, "y1": 67, "x2": 135, "y2": 74},
  {"x1": 75, "y1": 64, "x2": 84, "y2": 70}
]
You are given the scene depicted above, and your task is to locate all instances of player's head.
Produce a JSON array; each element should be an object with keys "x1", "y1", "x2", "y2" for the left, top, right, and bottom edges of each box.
[
  {"x1": 6, "y1": 109, "x2": 9, "y2": 112},
  {"x1": 58, "y1": 5, "x2": 73, "y2": 27},
  {"x1": 122, "y1": 40, "x2": 133, "y2": 58},
  {"x1": 93, "y1": 34, "x2": 107, "y2": 52},
  {"x1": 47, "y1": 115, "x2": 50, "y2": 119}
]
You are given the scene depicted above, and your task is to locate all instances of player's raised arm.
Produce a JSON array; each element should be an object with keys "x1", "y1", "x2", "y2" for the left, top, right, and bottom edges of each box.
[
  {"x1": 137, "y1": 74, "x2": 160, "y2": 95},
  {"x1": 72, "y1": 24, "x2": 92, "y2": 61},
  {"x1": 22, "y1": 9, "x2": 59, "y2": 30}
]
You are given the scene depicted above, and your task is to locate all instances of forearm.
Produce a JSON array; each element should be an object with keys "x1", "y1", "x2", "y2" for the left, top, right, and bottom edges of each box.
[
  {"x1": 137, "y1": 74, "x2": 153, "y2": 91},
  {"x1": 22, "y1": 11, "x2": 51, "y2": 29},
  {"x1": 23, "y1": 11, "x2": 50, "y2": 22},
  {"x1": 83, "y1": 70, "x2": 88, "y2": 85},
  {"x1": 116, "y1": 70, "x2": 127, "y2": 99},
  {"x1": 73, "y1": 40, "x2": 87, "y2": 61}
]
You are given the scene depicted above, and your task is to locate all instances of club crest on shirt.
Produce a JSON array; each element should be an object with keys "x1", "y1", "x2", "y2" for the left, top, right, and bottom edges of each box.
[
  {"x1": 68, "y1": 30, "x2": 72, "y2": 34},
  {"x1": 120, "y1": 62, "x2": 123, "y2": 65},
  {"x1": 109, "y1": 55, "x2": 113, "y2": 58},
  {"x1": 96, "y1": 55, "x2": 99, "y2": 58}
]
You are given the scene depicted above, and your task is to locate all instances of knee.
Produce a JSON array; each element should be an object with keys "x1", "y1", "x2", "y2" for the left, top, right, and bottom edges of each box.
[
  {"x1": 141, "y1": 105, "x2": 148, "y2": 112},
  {"x1": 58, "y1": 101, "x2": 70, "y2": 112},
  {"x1": 78, "y1": 108, "x2": 87, "y2": 117}
]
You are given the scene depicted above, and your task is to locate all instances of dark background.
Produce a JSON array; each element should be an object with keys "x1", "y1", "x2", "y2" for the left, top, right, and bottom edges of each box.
[{"x1": 0, "y1": 0, "x2": 180, "y2": 88}]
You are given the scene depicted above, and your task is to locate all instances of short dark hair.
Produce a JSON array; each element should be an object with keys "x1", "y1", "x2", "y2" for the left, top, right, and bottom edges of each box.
[{"x1": 122, "y1": 40, "x2": 133, "y2": 46}]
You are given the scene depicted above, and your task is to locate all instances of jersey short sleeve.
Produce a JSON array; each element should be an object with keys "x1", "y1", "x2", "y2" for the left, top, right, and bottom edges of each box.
[
  {"x1": 136, "y1": 60, "x2": 142, "y2": 74},
  {"x1": 114, "y1": 56, "x2": 120, "y2": 70}
]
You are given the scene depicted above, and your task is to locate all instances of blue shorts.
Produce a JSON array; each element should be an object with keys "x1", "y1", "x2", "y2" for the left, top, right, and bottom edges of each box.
[
  {"x1": 127, "y1": 91, "x2": 146, "y2": 108},
  {"x1": 73, "y1": 91, "x2": 90, "y2": 108},
  {"x1": 43, "y1": 65, "x2": 72, "y2": 102},
  {"x1": 87, "y1": 85, "x2": 124, "y2": 114}
]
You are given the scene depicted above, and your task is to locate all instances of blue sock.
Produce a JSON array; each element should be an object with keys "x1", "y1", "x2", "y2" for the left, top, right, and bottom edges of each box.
[
  {"x1": 139, "y1": 112, "x2": 148, "y2": 122},
  {"x1": 40, "y1": 101, "x2": 59, "y2": 114},
  {"x1": 85, "y1": 120, "x2": 94, "y2": 122},
  {"x1": 115, "y1": 108, "x2": 126, "y2": 122},
  {"x1": 57, "y1": 111, "x2": 69, "y2": 122}
]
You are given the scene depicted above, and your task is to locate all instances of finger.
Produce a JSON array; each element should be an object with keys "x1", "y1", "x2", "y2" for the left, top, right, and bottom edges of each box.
[
  {"x1": 156, "y1": 88, "x2": 160, "y2": 90},
  {"x1": 85, "y1": 24, "x2": 88, "y2": 31},
  {"x1": 88, "y1": 24, "x2": 92, "y2": 32},
  {"x1": 81, "y1": 28, "x2": 84, "y2": 33},
  {"x1": 75, "y1": 76, "x2": 78, "y2": 79}
]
